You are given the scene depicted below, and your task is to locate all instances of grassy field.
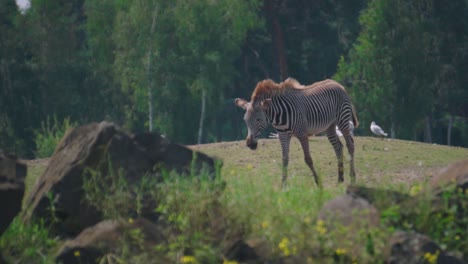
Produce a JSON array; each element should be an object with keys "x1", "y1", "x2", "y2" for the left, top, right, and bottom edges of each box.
[
  {"x1": 191, "y1": 136, "x2": 467, "y2": 189},
  {"x1": 13, "y1": 136, "x2": 468, "y2": 263}
]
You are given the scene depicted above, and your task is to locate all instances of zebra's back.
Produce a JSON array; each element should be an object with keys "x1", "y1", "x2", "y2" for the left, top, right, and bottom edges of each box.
[{"x1": 276, "y1": 80, "x2": 353, "y2": 135}]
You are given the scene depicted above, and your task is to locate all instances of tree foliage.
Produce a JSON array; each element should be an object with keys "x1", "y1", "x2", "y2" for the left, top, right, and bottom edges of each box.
[
  {"x1": 1, "y1": 0, "x2": 468, "y2": 157},
  {"x1": 335, "y1": 0, "x2": 468, "y2": 143}
]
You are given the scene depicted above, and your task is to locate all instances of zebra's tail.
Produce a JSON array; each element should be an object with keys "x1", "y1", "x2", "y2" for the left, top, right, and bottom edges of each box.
[{"x1": 351, "y1": 104, "x2": 359, "y2": 128}]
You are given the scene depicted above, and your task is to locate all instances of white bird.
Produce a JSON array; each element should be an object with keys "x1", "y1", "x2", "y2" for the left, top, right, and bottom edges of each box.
[
  {"x1": 335, "y1": 121, "x2": 354, "y2": 137},
  {"x1": 370, "y1": 121, "x2": 388, "y2": 137},
  {"x1": 335, "y1": 126, "x2": 343, "y2": 137},
  {"x1": 349, "y1": 121, "x2": 355, "y2": 136},
  {"x1": 269, "y1": 132, "x2": 279, "y2": 139}
]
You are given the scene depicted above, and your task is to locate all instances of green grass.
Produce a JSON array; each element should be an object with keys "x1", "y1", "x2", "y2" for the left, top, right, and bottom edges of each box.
[
  {"x1": 3, "y1": 136, "x2": 467, "y2": 263},
  {"x1": 192, "y1": 136, "x2": 468, "y2": 189}
]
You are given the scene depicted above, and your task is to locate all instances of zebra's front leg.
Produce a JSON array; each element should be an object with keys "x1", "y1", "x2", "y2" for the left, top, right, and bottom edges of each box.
[
  {"x1": 297, "y1": 134, "x2": 321, "y2": 188},
  {"x1": 278, "y1": 133, "x2": 292, "y2": 188},
  {"x1": 326, "y1": 125, "x2": 344, "y2": 183}
]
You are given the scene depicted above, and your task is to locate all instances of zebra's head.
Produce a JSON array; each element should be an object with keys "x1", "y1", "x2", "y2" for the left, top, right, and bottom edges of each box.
[{"x1": 235, "y1": 98, "x2": 271, "y2": 150}]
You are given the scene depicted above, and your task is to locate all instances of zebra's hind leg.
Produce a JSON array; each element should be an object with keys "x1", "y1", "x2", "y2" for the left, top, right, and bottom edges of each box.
[
  {"x1": 278, "y1": 133, "x2": 292, "y2": 188},
  {"x1": 338, "y1": 122, "x2": 356, "y2": 183},
  {"x1": 297, "y1": 133, "x2": 321, "y2": 188},
  {"x1": 326, "y1": 125, "x2": 344, "y2": 183}
]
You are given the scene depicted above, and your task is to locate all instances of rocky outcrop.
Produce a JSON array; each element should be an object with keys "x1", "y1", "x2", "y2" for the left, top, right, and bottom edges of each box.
[
  {"x1": 384, "y1": 231, "x2": 465, "y2": 264},
  {"x1": 346, "y1": 185, "x2": 411, "y2": 210},
  {"x1": 318, "y1": 194, "x2": 380, "y2": 229},
  {"x1": 22, "y1": 122, "x2": 219, "y2": 237},
  {"x1": 317, "y1": 194, "x2": 380, "y2": 255},
  {"x1": 430, "y1": 159, "x2": 468, "y2": 191},
  {"x1": 55, "y1": 218, "x2": 170, "y2": 264},
  {"x1": 0, "y1": 152, "x2": 26, "y2": 236}
]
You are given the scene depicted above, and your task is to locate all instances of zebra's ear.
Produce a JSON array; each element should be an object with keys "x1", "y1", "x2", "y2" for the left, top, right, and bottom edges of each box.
[
  {"x1": 260, "y1": 99, "x2": 272, "y2": 110},
  {"x1": 235, "y1": 98, "x2": 248, "y2": 110}
]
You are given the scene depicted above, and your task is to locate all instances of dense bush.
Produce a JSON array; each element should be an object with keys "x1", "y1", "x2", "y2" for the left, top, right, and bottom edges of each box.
[{"x1": 34, "y1": 117, "x2": 75, "y2": 158}]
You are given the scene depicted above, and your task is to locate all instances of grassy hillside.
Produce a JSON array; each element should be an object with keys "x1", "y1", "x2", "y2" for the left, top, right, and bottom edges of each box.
[{"x1": 191, "y1": 136, "x2": 468, "y2": 189}]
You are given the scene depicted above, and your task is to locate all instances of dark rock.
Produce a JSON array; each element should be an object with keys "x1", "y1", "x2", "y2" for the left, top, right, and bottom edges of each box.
[
  {"x1": 317, "y1": 194, "x2": 380, "y2": 255},
  {"x1": 430, "y1": 159, "x2": 468, "y2": 192},
  {"x1": 55, "y1": 218, "x2": 170, "y2": 264},
  {"x1": 224, "y1": 239, "x2": 259, "y2": 263},
  {"x1": 0, "y1": 253, "x2": 6, "y2": 264},
  {"x1": 0, "y1": 152, "x2": 26, "y2": 236},
  {"x1": 384, "y1": 231, "x2": 466, "y2": 264},
  {"x1": 346, "y1": 185, "x2": 411, "y2": 210},
  {"x1": 22, "y1": 122, "x2": 219, "y2": 237},
  {"x1": 318, "y1": 194, "x2": 380, "y2": 229}
]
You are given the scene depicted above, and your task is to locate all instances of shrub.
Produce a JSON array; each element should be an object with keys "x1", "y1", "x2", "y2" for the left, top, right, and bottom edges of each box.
[
  {"x1": 34, "y1": 116, "x2": 75, "y2": 158},
  {"x1": 82, "y1": 159, "x2": 233, "y2": 263},
  {"x1": 0, "y1": 218, "x2": 57, "y2": 264}
]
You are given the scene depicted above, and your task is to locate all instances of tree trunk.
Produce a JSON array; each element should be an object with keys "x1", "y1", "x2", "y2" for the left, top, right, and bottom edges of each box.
[
  {"x1": 447, "y1": 114, "x2": 453, "y2": 146},
  {"x1": 146, "y1": 51, "x2": 154, "y2": 132},
  {"x1": 264, "y1": 0, "x2": 288, "y2": 81},
  {"x1": 390, "y1": 122, "x2": 395, "y2": 139},
  {"x1": 197, "y1": 89, "x2": 207, "y2": 144},
  {"x1": 424, "y1": 115, "x2": 432, "y2": 143},
  {"x1": 197, "y1": 89, "x2": 206, "y2": 144},
  {"x1": 146, "y1": 5, "x2": 158, "y2": 131},
  {"x1": 390, "y1": 104, "x2": 395, "y2": 138}
]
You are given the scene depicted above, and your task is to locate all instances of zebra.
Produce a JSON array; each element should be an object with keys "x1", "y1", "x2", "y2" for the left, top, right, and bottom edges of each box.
[{"x1": 235, "y1": 78, "x2": 359, "y2": 188}]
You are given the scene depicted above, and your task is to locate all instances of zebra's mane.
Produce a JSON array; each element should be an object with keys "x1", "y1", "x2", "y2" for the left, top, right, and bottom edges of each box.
[{"x1": 251, "y1": 78, "x2": 305, "y2": 100}]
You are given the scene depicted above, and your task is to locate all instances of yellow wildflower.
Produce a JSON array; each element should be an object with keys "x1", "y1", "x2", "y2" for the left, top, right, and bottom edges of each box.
[
  {"x1": 315, "y1": 220, "x2": 327, "y2": 235},
  {"x1": 335, "y1": 248, "x2": 347, "y2": 256},
  {"x1": 128, "y1": 218, "x2": 134, "y2": 224},
  {"x1": 223, "y1": 260, "x2": 239, "y2": 264},
  {"x1": 278, "y1": 237, "x2": 291, "y2": 256},
  {"x1": 455, "y1": 235, "x2": 460, "y2": 240},
  {"x1": 180, "y1": 255, "x2": 197, "y2": 264},
  {"x1": 409, "y1": 185, "x2": 421, "y2": 196},
  {"x1": 74, "y1": 250, "x2": 81, "y2": 257},
  {"x1": 423, "y1": 251, "x2": 439, "y2": 264},
  {"x1": 261, "y1": 221, "x2": 270, "y2": 229},
  {"x1": 277, "y1": 197, "x2": 282, "y2": 205}
]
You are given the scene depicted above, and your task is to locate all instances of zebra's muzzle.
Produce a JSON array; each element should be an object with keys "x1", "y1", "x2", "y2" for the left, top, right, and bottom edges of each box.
[{"x1": 246, "y1": 137, "x2": 258, "y2": 150}]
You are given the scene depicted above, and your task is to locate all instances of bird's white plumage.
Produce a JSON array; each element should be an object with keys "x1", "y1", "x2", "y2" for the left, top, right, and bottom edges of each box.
[
  {"x1": 335, "y1": 126, "x2": 343, "y2": 137},
  {"x1": 336, "y1": 121, "x2": 354, "y2": 137},
  {"x1": 370, "y1": 121, "x2": 388, "y2": 137},
  {"x1": 269, "y1": 132, "x2": 279, "y2": 139},
  {"x1": 349, "y1": 121, "x2": 354, "y2": 135}
]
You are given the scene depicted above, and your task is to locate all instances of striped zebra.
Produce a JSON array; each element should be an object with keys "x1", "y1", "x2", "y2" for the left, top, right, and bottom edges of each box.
[{"x1": 235, "y1": 78, "x2": 359, "y2": 187}]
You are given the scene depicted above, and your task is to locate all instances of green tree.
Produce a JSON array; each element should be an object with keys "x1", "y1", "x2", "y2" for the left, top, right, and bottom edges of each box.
[
  {"x1": 112, "y1": 0, "x2": 262, "y2": 143},
  {"x1": 0, "y1": 0, "x2": 38, "y2": 155},
  {"x1": 335, "y1": 0, "x2": 438, "y2": 139},
  {"x1": 432, "y1": 0, "x2": 468, "y2": 146}
]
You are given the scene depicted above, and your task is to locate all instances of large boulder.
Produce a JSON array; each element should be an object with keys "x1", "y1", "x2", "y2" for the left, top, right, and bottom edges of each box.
[
  {"x1": 346, "y1": 185, "x2": 411, "y2": 210},
  {"x1": 0, "y1": 152, "x2": 26, "y2": 236},
  {"x1": 22, "y1": 122, "x2": 219, "y2": 237},
  {"x1": 430, "y1": 159, "x2": 468, "y2": 191},
  {"x1": 383, "y1": 231, "x2": 465, "y2": 264},
  {"x1": 317, "y1": 194, "x2": 380, "y2": 255},
  {"x1": 55, "y1": 218, "x2": 170, "y2": 264},
  {"x1": 318, "y1": 194, "x2": 380, "y2": 229}
]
